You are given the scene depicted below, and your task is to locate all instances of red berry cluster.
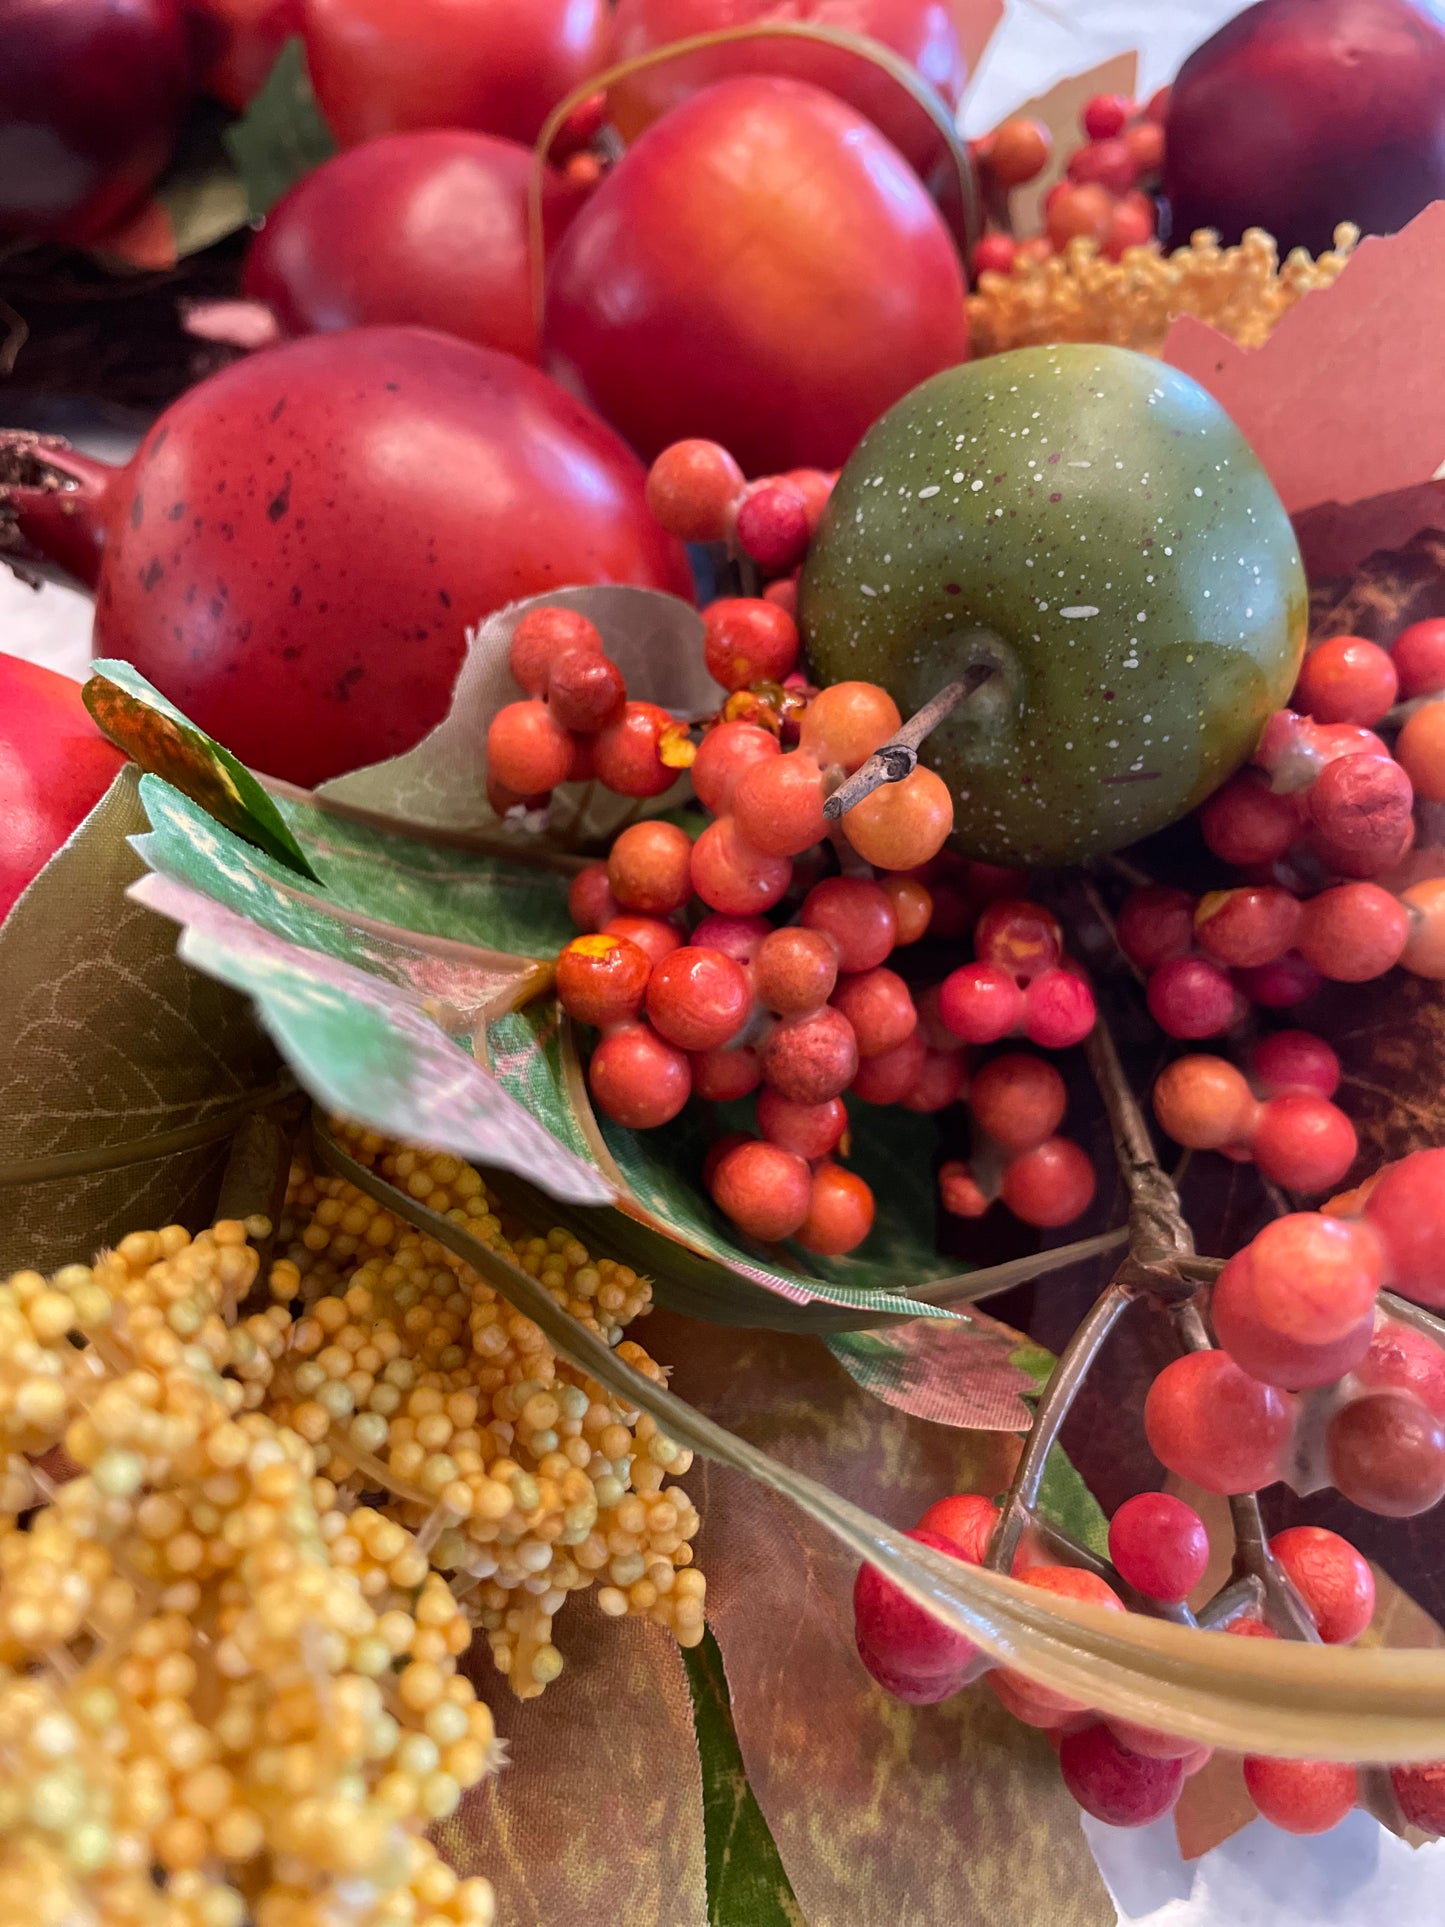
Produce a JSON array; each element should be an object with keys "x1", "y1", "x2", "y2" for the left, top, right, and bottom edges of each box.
[
  {"x1": 930, "y1": 898, "x2": 1099, "y2": 1228},
  {"x1": 969, "y1": 88, "x2": 1169, "y2": 279},
  {"x1": 644, "y1": 436, "x2": 836, "y2": 600},
  {"x1": 1143, "y1": 1148, "x2": 1445, "y2": 1517},
  {"x1": 556, "y1": 680, "x2": 1107, "y2": 1250},
  {"x1": 1152, "y1": 1030, "x2": 1355, "y2": 1195},
  {"x1": 852, "y1": 1487, "x2": 1436, "y2": 1836},
  {"x1": 486, "y1": 607, "x2": 684, "y2": 812}
]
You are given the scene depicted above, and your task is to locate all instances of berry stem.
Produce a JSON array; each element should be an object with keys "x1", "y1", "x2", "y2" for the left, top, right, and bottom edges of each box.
[
  {"x1": 1171, "y1": 1296, "x2": 1321, "y2": 1642},
  {"x1": 822, "y1": 667, "x2": 995, "y2": 820},
  {"x1": 987, "y1": 1279, "x2": 1133, "y2": 1574},
  {"x1": 1082, "y1": 1006, "x2": 1198, "y2": 1294}
]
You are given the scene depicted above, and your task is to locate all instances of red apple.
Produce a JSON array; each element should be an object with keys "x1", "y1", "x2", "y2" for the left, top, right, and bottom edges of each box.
[
  {"x1": 243, "y1": 131, "x2": 586, "y2": 362},
  {"x1": 542, "y1": 76, "x2": 969, "y2": 473},
  {"x1": 608, "y1": 0, "x2": 966, "y2": 176},
  {"x1": 0, "y1": 655, "x2": 127, "y2": 923},
  {"x1": 1164, "y1": 0, "x2": 1445, "y2": 253},
  {"x1": 302, "y1": 0, "x2": 612, "y2": 148}
]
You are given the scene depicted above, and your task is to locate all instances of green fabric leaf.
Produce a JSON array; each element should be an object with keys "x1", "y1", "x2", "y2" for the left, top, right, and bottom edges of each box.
[
  {"x1": 0, "y1": 769, "x2": 281, "y2": 1274},
  {"x1": 129, "y1": 777, "x2": 610, "y2": 1203},
  {"x1": 155, "y1": 104, "x2": 251, "y2": 257},
  {"x1": 86, "y1": 661, "x2": 320, "y2": 881},
  {"x1": 223, "y1": 36, "x2": 337, "y2": 217},
  {"x1": 684, "y1": 1631, "x2": 808, "y2": 1927}
]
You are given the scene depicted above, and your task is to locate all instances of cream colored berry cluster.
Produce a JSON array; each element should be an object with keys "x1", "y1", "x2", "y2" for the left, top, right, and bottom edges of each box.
[
  {"x1": 0, "y1": 1126, "x2": 704, "y2": 1925},
  {"x1": 968, "y1": 223, "x2": 1359, "y2": 358}
]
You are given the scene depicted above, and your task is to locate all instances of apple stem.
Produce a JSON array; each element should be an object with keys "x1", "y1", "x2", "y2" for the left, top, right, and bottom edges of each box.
[{"x1": 822, "y1": 664, "x2": 994, "y2": 820}]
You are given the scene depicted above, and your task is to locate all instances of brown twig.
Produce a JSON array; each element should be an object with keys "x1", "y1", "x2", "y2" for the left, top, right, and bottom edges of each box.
[{"x1": 823, "y1": 668, "x2": 993, "y2": 819}]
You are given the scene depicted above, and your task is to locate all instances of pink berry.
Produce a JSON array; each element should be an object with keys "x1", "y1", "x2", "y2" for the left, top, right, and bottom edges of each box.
[
  {"x1": 1251, "y1": 1093, "x2": 1357, "y2": 1195},
  {"x1": 1391, "y1": 618, "x2": 1445, "y2": 699},
  {"x1": 1298, "y1": 882, "x2": 1409, "y2": 982},
  {"x1": 917, "y1": 1493, "x2": 1000, "y2": 1565},
  {"x1": 735, "y1": 481, "x2": 810, "y2": 574},
  {"x1": 1144, "y1": 1351, "x2": 1295, "y2": 1494},
  {"x1": 1022, "y1": 967, "x2": 1095, "y2": 1048},
  {"x1": 1249, "y1": 1031, "x2": 1340, "y2": 1099},
  {"x1": 1243, "y1": 1756, "x2": 1358, "y2": 1834},
  {"x1": 937, "y1": 962, "x2": 1025, "y2": 1043},
  {"x1": 1107, "y1": 1493, "x2": 1209, "y2": 1604},
  {"x1": 1268, "y1": 1525, "x2": 1375, "y2": 1644},
  {"x1": 708, "y1": 1137, "x2": 811, "y2": 1241},
  {"x1": 1059, "y1": 1723, "x2": 1185, "y2": 1828},
  {"x1": 1294, "y1": 635, "x2": 1398, "y2": 727},
  {"x1": 1117, "y1": 886, "x2": 1195, "y2": 970},
  {"x1": 853, "y1": 1526, "x2": 976, "y2": 1690},
  {"x1": 1233, "y1": 951, "x2": 1324, "y2": 1010},
  {"x1": 1146, "y1": 956, "x2": 1239, "y2": 1039}
]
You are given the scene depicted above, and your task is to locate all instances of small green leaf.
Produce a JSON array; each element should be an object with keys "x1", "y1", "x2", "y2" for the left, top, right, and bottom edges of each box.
[
  {"x1": 684, "y1": 1630, "x2": 808, "y2": 1927},
  {"x1": 157, "y1": 102, "x2": 251, "y2": 257},
  {"x1": 223, "y1": 36, "x2": 337, "y2": 217},
  {"x1": 130, "y1": 777, "x2": 610, "y2": 1204},
  {"x1": 85, "y1": 661, "x2": 320, "y2": 882}
]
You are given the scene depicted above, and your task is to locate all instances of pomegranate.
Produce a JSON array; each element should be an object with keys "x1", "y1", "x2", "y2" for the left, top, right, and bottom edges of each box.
[
  {"x1": 608, "y1": 0, "x2": 967, "y2": 176},
  {"x1": 242, "y1": 131, "x2": 585, "y2": 363},
  {"x1": 190, "y1": 0, "x2": 304, "y2": 110},
  {"x1": 0, "y1": 330, "x2": 691, "y2": 788},
  {"x1": 302, "y1": 0, "x2": 612, "y2": 148},
  {"x1": 1164, "y1": 0, "x2": 1445, "y2": 253},
  {"x1": 542, "y1": 76, "x2": 969, "y2": 473},
  {"x1": 0, "y1": 654, "x2": 127, "y2": 923},
  {"x1": 0, "y1": 0, "x2": 194, "y2": 244}
]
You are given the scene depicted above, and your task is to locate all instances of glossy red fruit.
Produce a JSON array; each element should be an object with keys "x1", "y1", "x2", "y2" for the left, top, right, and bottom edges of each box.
[
  {"x1": 608, "y1": 0, "x2": 967, "y2": 177},
  {"x1": 708, "y1": 1137, "x2": 812, "y2": 1240},
  {"x1": 243, "y1": 132, "x2": 584, "y2": 364},
  {"x1": 0, "y1": 655, "x2": 127, "y2": 923},
  {"x1": 303, "y1": 0, "x2": 611, "y2": 148},
  {"x1": 190, "y1": 0, "x2": 303, "y2": 110},
  {"x1": 1059, "y1": 1724, "x2": 1186, "y2": 1828},
  {"x1": 0, "y1": 330, "x2": 689, "y2": 788},
  {"x1": 1164, "y1": 0, "x2": 1445, "y2": 254},
  {"x1": 1242, "y1": 1756, "x2": 1357, "y2": 1834},
  {"x1": 1268, "y1": 1525, "x2": 1375, "y2": 1644},
  {"x1": 917, "y1": 1493, "x2": 999, "y2": 1564},
  {"x1": 0, "y1": 0, "x2": 194, "y2": 244},
  {"x1": 854, "y1": 1526, "x2": 977, "y2": 1685},
  {"x1": 587, "y1": 1020, "x2": 692, "y2": 1128},
  {"x1": 543, "y1": 77, "x2": 970, "y2": 474}
]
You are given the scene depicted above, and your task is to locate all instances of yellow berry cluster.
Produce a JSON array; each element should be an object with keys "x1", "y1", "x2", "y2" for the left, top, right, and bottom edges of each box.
[
  {"x1": 276, "y1": 1128, "x2": 705, "y2": 1690},
  {"x1": 0, "y1": 1127, "x2": 704, "y2": 1924},
  {"x1": 967, "y1": 223, "x2": 1359, "y2": 358}
]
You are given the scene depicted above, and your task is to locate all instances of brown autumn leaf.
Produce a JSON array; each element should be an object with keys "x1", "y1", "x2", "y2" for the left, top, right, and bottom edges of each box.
[
  {"x1": 439, "y1": 1613, "x2": 708, "y2": 1926},
  {"x1": 649, "y1": 1306, "x2": 1118, "y2": 1927}
]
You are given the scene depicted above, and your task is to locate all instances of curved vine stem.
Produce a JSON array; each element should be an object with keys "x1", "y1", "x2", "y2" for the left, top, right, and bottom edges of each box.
[{"x1": 984, "y1": 991, "x2": 1320, "y2": 1644}]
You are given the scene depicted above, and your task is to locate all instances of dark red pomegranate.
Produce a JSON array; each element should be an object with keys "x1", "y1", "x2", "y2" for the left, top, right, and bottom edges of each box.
[
  {"x1": 542, "y1": 77, "x2": 969, "y2": 474},
  {"x1": 242, "y1": 131, "x2": 585, "y2": 363},
  {"x1": 0, "y1": 0, "x2": 194, "y2": 244},
  {"x1": 0, "y1": 329, "x2": 691, "y2": 787},
  {"x1": 1164, "y1": 0, "x2": 1445, "y2": 253}
]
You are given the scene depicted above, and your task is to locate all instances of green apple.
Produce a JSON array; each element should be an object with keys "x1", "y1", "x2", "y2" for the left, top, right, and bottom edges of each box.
[{"x1": 799, "y1": 343, "x2": 1306, "y2": 865}]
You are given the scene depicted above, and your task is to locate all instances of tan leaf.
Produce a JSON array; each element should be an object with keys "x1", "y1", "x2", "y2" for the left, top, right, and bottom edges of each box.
[
  {"x1": 439, "y1": 1612, "x2": 707, "y2": 1926},
  {"x1": 650, "y1": 1306, "x2": 1115, "y2": 1927}
]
